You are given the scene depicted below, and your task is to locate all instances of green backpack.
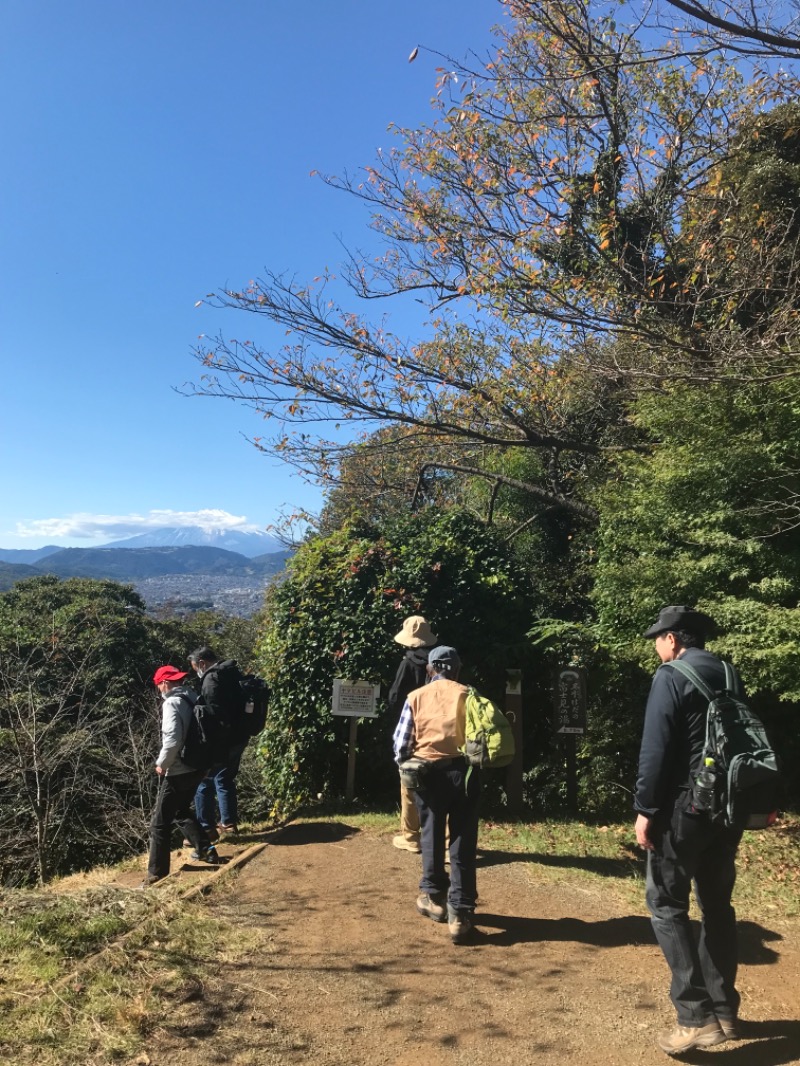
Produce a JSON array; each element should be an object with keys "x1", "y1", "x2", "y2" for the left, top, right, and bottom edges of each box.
[{"x1": 462, "y1": 688, "x2": 516, "y2": 769}]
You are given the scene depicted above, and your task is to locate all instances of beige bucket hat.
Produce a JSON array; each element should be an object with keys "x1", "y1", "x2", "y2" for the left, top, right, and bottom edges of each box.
[{"x1": 394, "y1": 615, "x2": 438, "y2": 648}]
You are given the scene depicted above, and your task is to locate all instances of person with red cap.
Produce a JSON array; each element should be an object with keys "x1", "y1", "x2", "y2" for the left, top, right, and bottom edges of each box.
[{"x1": 143, "y1": 665, "x2": 220, "y2": 886}]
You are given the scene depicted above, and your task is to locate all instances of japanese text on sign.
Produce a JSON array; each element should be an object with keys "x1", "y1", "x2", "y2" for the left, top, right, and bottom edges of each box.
[
  {"x1": 555, "y1": 668, "x2": 587, "y2": 735},
  {"x1": 332, "y1": 679, "x2": 380, "y2": 718}
]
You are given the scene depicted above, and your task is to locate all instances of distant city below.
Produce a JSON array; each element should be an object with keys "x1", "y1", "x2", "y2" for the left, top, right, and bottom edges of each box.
[{"x1": 0, "y1": 527, "x2": 292, "y2": 616}]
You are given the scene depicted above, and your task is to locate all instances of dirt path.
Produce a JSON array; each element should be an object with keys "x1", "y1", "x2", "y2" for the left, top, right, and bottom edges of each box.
[{"x1": 147, "y1": 821, "x2": 800, "y2": 1066}]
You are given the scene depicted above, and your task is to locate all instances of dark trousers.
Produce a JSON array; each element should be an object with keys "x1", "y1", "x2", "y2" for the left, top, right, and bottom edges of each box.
[
  {"x1": 148, "y1": 770, "x2": 210, "y2": 879},
  {"x1": 414, "y1": 759, "x2": 480, "y2": 912},
  {"x1": 646, "y1": 807, "x2": 743, "y2": 1026}
]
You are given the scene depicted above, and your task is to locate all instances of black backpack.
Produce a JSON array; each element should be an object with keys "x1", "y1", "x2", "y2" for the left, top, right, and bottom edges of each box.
[
  {"x1": 180, "y1": 690, "x2": 231, "y2": 772},
  {"x1": 239, "y1": 674, "x2": 270, "y2": 737},
  {"x1": 665, "y1": 659, "x2": 781, "y2": 829}
]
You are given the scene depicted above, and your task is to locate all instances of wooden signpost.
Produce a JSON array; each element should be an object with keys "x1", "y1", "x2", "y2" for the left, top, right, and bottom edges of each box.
[
  {"x1": 555, "y1": 667, "x2": 587, "y2": 814},
  {"x1": 505, "y1": 669, "x2": 524, "y2": 813},
  {"x1": 331, "y1": 679, "x2": 380, "y2": 800}
]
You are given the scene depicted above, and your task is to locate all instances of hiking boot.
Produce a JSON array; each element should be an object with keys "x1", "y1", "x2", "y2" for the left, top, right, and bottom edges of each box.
[
  {"x1": 393, "y1": 835, "x2": 421, "y2": 854},
  {"x1": 447, "y1": 907, "x2": 475, "y2": 944},
  {"x1": 190, "y1": 845, "x2": 222, "y2": 865},
  {"x1": 138, "y1": 874, "x2": 164, "y2": 889},
  {"x1": 184, "y1": 826, "x2": 218, "y2": 847},
  {"x1": 657, "y1": 1021, "x2": 725, "y2": 1055},
  {"x1": 217, "y1": 823, "x2": 238, "y2": 834},
  {"x1": 416, "y1": 892, "x2": 447, "y2": 922},
  {"x1": 717, "y1": 1016, "x2": 740, "y2": 1040}
]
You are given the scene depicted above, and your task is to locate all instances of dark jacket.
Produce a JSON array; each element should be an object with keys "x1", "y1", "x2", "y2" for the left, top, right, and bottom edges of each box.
[
  {"x1": 634, "y1": 647, "x2": 730, "y2": 820},
  {"x1": 199, "y1": 659, "x2": 248, "y2": 744},
  {"x1": 388, "y1": 647, "x2": 433, "y2": 717}
]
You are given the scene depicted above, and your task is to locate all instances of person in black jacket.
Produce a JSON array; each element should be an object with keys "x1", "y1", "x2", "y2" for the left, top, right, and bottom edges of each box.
[
  {"x1": 189, "y1": 646, "x2": 248, "y2": 834},
  {"x1": 387, "y1": 616, "x2": 438, "y2": 853},
  {"x1": 634, "y1": 606, "x2": 744, "y2": 1056}
]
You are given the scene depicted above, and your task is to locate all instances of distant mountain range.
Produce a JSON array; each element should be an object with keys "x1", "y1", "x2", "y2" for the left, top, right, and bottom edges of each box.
[
  {"x1": 0, "y1": 544, "x2": 62, "y2": 564},
  {"x1": 0, "y1": 526, "x2": 285, "y2": 565},
  {"x1": 0, "y1": 528, "x2": 293, "y2": 604},
  {"x1": 0, "y1": 545, "x2": 290, "y2": 585},
  {"x1": 97, "y1": 526, "x2": 284, "y2": 557}
]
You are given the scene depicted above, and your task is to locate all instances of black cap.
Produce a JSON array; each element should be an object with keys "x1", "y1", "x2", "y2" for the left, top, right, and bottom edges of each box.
[{"x1": 643, "y1": 605, "x2": 716, "y2": 639}]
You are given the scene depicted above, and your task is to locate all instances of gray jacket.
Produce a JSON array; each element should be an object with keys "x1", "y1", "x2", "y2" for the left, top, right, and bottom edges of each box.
[{"x1": 156, "y1": 685, "x2": 198, "y2": 776}]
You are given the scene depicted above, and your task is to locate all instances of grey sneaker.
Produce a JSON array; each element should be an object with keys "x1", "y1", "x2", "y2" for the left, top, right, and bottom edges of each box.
[
  {"x1": 416, "y1": 892, "x2": 447, "y2": 922},
  {"x1": 447, "y1": 907, "x2": 475, "y2": 944},
  {"x1": 657, "y1": 1021, "x2": 725, "y2": 1055}
]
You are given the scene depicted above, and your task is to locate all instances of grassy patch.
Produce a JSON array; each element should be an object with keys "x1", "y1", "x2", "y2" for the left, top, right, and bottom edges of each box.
[
  {"x1": 0, "y1": 885, "x2": 251, "y2": 1065},
  {"x1": 477, "y1": 816, "x2": 800, "y2": 917}
]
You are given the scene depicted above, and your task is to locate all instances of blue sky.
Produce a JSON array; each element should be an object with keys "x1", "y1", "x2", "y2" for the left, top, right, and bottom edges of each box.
[{"x1": 0, "y1": 1, "x2": 504, "y2": 548}]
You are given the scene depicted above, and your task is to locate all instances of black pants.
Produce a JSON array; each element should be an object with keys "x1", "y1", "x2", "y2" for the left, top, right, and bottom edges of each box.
[
  {"x1": 148, "y1": 770, "x2": 210, "y2": 879},
  {"x1": 414, "y1": 759, "x2": 480, "y2": 913},
  {"x1": 646, "y1": 807, "x2": 743, "y2": 1026}
]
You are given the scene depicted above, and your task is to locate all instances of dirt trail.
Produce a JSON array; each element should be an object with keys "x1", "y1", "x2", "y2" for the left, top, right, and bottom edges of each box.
[{"x1": 148, "y1": 821, "x2": 800, "y2": 1066}]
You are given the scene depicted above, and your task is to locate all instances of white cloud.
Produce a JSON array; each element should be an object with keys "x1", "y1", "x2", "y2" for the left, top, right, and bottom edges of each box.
[{"x1": 13, "y1": 509, "x2": 258, "y2": 541}]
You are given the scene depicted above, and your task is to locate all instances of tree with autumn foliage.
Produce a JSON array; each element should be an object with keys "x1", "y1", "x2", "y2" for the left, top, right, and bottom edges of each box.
[{"x1": 192, "y1": 0, "x2": 800, "y2": 518}]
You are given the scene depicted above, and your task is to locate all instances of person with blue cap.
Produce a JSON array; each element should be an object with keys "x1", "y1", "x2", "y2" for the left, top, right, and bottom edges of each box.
[{"x1": 392, "y1": 645, "x2": 480, "y2": 944}]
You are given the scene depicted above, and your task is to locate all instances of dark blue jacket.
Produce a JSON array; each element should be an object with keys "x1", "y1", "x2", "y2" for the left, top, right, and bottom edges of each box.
[{"x1": 634, "y1": 647, "x2": 730, "y2": 819}]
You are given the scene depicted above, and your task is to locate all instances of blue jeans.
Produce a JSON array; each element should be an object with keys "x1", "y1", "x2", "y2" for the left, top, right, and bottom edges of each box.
[
  {"x1": 195, "y1": 740, "x2": 248, "y2": 828},
  {"x1": 414, "y1": 758, "x2": 480, "y2": 912},
  {"x1": 646, "y1": 805, "x2": 743, "y2": 1026}
]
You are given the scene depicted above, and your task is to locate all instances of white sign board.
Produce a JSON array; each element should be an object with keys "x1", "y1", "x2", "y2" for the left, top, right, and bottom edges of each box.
[{"x1": 331, "y1": 679, "x2": 380, "y2": 718}]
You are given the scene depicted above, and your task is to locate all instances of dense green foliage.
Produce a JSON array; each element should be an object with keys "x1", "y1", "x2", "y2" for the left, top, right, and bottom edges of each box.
[{"x1": 254, "y1": 510, "x2": 544, "y2": 813}]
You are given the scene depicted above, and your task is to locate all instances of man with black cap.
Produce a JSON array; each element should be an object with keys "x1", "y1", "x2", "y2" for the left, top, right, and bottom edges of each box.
[
  {"x1": 392, "y1": 645, "x2": 480, "y2": 944},
  {"x1": 635, "y1": 606, "x2": 744, "y2": 1055},
  {"x1": 144, "y1": 665, "x2": 221, "y2": 886}
]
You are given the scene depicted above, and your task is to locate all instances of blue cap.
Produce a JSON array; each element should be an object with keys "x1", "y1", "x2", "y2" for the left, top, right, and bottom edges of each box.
[{"x1": 428, "y1": 645, "x2": 461, "y2": 670}]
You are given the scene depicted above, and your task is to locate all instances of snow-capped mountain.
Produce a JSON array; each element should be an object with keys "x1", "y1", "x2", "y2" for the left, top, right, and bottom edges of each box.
[{"x1": 97, "y1": 526, "x2": 284, "y2": 558}]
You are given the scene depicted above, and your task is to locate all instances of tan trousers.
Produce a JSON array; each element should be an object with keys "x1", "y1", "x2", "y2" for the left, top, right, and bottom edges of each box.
[{"x1": 399, "y1": 784, "x2": 421, "y2": 843}]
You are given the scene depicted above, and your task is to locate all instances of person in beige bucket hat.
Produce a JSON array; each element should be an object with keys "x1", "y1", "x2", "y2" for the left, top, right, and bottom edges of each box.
[{"x1": 388, "y1": 615, "x2": 438, "y2": 852}]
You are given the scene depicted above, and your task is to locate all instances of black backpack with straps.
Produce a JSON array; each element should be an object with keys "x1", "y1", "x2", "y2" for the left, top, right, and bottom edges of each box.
[
  {"x1": 665, "y1": 659, "x2": 781, "y2": 829},
  {"x1": 178, "y1": 689, "x2": 219, "y2": 773}
]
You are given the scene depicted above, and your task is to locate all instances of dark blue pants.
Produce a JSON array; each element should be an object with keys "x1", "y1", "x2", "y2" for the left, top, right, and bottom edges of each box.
[
  {"x1": 646, "y1": 807, "x2": 743, "y2": 1026},
  {"x1": 195, "y1": 740, "x2": 248, "y2": 828},
  {"x1": 414, "y1": 759, "x2": 480, "y2": 912},
  {"x1": 148, "y1": 770, "x2": 210, "y2": 879}
]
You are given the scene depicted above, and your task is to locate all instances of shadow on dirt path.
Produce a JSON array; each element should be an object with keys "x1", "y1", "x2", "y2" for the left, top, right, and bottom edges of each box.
[{"x1": 149, "y1": 823, "x2": 800, "y2": 1066}]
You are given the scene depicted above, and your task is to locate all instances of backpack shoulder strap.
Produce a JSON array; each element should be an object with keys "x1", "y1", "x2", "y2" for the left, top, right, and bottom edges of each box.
[
  {"x1": 722, "y1": 661, "x2": 743, "y2": 697},
  {"x1": 663, "y1": 659, "x2": 716, "y2": 702}
]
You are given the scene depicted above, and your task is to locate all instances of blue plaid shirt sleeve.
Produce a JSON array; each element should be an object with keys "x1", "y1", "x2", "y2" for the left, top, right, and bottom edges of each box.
[{"x1": 392, "y1": 701, "x2": 415, "y2": 764}]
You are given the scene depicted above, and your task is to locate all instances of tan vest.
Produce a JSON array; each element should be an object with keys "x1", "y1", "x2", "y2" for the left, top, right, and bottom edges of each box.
[{"x1": 407, "y1": 678, "x2": 468, "y2": 762}]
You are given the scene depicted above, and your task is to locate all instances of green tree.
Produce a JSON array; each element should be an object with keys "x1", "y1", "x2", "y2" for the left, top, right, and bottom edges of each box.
[
  {"x1": 587, "y1": 377, "x2": 800, "y2": 806},
  {"x1": 0, "y1": 577, "x2": 157, "y2": 884}
]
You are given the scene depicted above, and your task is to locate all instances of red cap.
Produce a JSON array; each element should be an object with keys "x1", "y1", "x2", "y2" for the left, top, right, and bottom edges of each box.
[{"x1": 153, "y1": 665, "x2": 188, "y2": 685}]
